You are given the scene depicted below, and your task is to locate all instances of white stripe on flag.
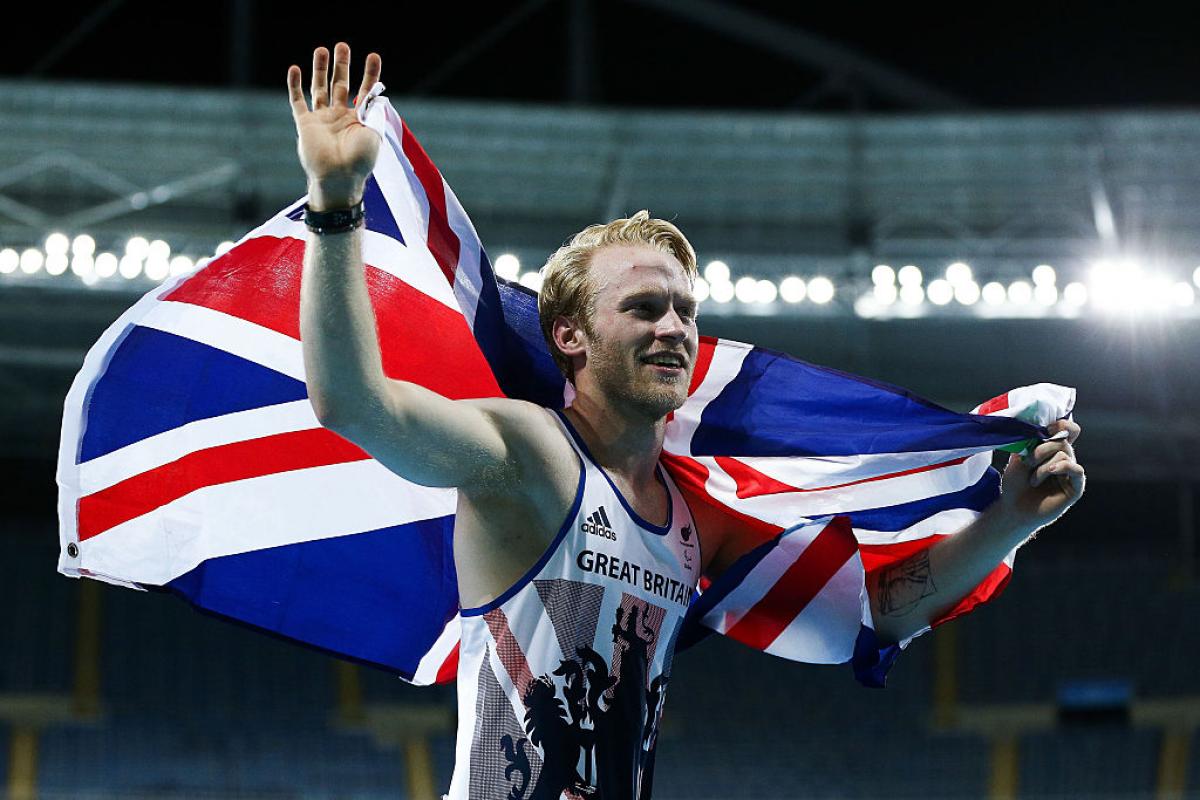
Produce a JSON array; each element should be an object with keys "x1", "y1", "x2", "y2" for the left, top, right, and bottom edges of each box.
[
  {"x1": 851, "y1": 507, "x2": 982, "y2": 546},
  {"x1": 665, "y1": 340, "x2": 752, "y2": 455},
  {"x1": 699, "y1": 519, "x2": 830, "y2": 634},
  {"x1": 77, "y1": 400, "x2": 320, "y2": 494},
  {"x1": 764, "y1": 553, "x2": 867, "y2": 664},
  {"x1": 138, "y1": 300, "x2": 305, "y2": 379},
  {"x1": 702, "y1": 450, "x2": 992, "y2": 525},
  {"x1": 412, "y1": 616, "x2": 462, "y2": 685},
  {"x1": 78, "y1": 459, "x2": 456, "y2": 587}
]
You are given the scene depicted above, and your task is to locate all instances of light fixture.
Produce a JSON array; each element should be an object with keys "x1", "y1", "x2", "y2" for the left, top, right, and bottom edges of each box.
[
  {"x1": 898, "y1": 265, "x2": 922, "y2": 286},
  {"x1": 493, "y1": 253, "x2": 520, "y2": 281},
  {"x1": 927, "y1": 279, "x2": 953, "y2": 305},
  {"x1": 808, "y1": 276, "x2": 835, "y2": 304},
  {"x1": 981, "y1": 282, "x2": 1006, "y2": 306},
  {"x1": 1032, "y1": 264, "x2": 1056, "y2": 286},
  {"x1": 945, "y1": 262, "x2": 972, "y2": 285},
  {"x1": 734, "y1": 276, "x2": 758, "y2": 303},
  {"x1": 1008, "y1": 281, "x2": 1033, "y2": 305},
  {"x1": 871, "y1": 264, "x2": 895, "y2": 286},
  {"x1": 704, "y1": 260, "x2": 730, "y2": 284},
  {"x1": 779, "y1": 276, "x2": 806, "y2": 303},
  {"x1": 693, "y1": 276, "x2": 710, "y2": 303}
]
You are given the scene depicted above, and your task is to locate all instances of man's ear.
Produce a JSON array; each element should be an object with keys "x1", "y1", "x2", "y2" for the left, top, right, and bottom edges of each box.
[{"x1": 552, "y1": 315, "x2": 587, "y2": 361}]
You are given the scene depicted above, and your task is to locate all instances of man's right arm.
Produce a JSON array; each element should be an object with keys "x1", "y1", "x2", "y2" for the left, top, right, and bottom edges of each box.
[{"x1": 291, "y1": 43, "x2": 525, "y2": 492}]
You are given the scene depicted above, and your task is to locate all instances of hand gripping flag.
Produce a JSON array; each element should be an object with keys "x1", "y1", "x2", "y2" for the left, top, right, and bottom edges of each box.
[{"x1": 57, "y1": 85, "x2": 1075, "y2": 687}]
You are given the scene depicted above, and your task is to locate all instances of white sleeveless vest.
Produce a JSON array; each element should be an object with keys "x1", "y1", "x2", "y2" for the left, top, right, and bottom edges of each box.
[{"x1": 446, "y1": 412, "x2": 700, "y2": 800}]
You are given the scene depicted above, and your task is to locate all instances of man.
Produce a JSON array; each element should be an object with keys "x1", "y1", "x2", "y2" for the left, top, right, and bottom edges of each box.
[{"x1": 288, "y1": 43, "x2": 1085, "y2": 799}]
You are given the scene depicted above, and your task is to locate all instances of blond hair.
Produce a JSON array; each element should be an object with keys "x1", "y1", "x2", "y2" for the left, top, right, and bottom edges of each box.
[{"x1": 537, "y1": 211, "x2": 697, "y2": 381}]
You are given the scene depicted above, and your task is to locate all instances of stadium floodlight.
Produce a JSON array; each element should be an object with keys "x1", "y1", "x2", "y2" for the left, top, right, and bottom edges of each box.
[
  {"x1": 779, "y1": 276, "x2": 806, "y2": 303},
  {"x1": 854, "y1": 294, "x2": 880, "y2": 318},
  {"x1": 518, "y1": 271, "x2": 543, "y2": 292},
  {"x1": 145, "y1": 257, "x2": 171, "y2": 282},
  {"x1": 216, "y1": 240, "x2": 236, "y2": 256},
  {"x1": 1144, "y1": 275, "x2": 1172, "y2": 310},
  {"x1": 704, "y1": 260, "x2": 730, "y2": 284},
  {"x1": 81, "y1": 272, "x2": 99, "y2": 286},
  {"x1": 899, "y1": 283, "x2": 924, "y2": 305},
  {"x1": 1032, "y1": 264, "x2": 1056, "y2": 286},
  {"x1": 118, "y1": 255, "x2": 143, "y2": 280},
  {"x1": 898, "y1": 265, "x2": 922, "y2": 286},
  {"x1": 20, "y1": 248, "x2": 44, "y2": 274},
  {"x1": 125, "y1": 236, "x2": 149, "y2": 259},
  {"x1": 1034, "y1": 284, "x2": 1058, "y2": 306},
  {"x1": 45, "y1": 232, "x2": 70, "y2": 256},
  {"x1": 734, "y1": 276, "x2": 758, "y2": 303},
  {"x1": 94, "y1": 253, "x2": 118, "y2": 278},
  {"x1": 148, "y1": 239, "x2": 171, "y2": 262},
  {"x1": 1008, "y1": 281, "x2": 1033, "y2": 305},
  {"x1": 954, "y1": 280, "x2": 981, "y2": 305},
  {"x1": 927, "y1": 279, "x2": 953, "y2": 305},
  {"x1": 169, "y1": 256, "x2": 195, "y2": 277},
  {"x1": 1174, "y1": 282, "x2": 1196, "y2": 306},
  {"x1": 493, "y1": 253, "x2": 520, "y2": 281},
  {"x1": 46, "y1": 254, "x2": 69, "y2": 276},
  {"x1": 693, "y1": 276, "x2": 710, "y2": 303},
  {"x1": 871, "y1": 264, "x2": 895, "y2": 286},
  {"x1": 0, "y1": 248, "x2": 17, "y2": 274},
  {"x1": 709, "y1": 279, "x2": 734, "y2": 303},
  {"x1": 808, "y1": 276, "x2": 835, "y2": 304},
  {"x1": 945, "y1": 262, "x2": 972, "y2": 285},
  {"x1": 1063, "y1": 282, "x2": 1088, "y2": 307},
  {"x1": 755, "y1": 279, "x2": 778, "y2": 304},
  {"x1": 873, "y1": 282, "x2": 898, "y2": 305},
  {"x1": 1194, "y1": 266, "x2": 1200, "y2": 288},
  {"x1": 71, "y1": 254, "x2": 95, "y2": 277},
  {"x1": 981, "y1": 282, "x2": 1006, "y2": 306},
  {"x1": 72, "y1": 234, "x2": 96, "y2": 257}
]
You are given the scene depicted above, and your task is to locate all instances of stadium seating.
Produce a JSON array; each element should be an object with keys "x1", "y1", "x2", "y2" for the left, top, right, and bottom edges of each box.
[{"x1": 1019, "y1": 727, "x2": 1161, "y2": 798}]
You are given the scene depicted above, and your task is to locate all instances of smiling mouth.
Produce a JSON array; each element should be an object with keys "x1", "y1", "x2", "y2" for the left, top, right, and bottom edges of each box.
[{"x1": 640, "y1": 353, "x2": 688, "y2": 370}]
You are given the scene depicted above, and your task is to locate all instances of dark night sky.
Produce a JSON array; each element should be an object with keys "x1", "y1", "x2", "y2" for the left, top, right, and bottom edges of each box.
[{"x1": 6, "y1": 0, "x2": 1200, "y2": 110}]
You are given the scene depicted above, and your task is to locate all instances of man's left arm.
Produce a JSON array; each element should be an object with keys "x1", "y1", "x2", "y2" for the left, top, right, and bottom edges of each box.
[{"x1": 869, "y1": 418, "x2": 1085, "y2": 645}]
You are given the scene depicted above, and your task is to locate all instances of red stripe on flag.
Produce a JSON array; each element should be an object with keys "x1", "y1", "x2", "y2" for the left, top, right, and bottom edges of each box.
[
  {"x1": 716, "y1": 454, "x2": 970, "y2": 500},
  {"x1": 400, "y1": 121, "x2": 461, "y2": 285},
  {"x1": 164, "y1": 236, "x2": 502, "y2": 400},
  {"x1": 688, "y1": 336, "x2": 718, "y2": 396},
  {"x1": 77, "y1": 428, "x2": 370, "y2": 541},
  {"x1": 435, "y1": 641, "x2": 460, "y2": 684},
  {"x1": 724, "y1": 515, "x2": 859, "y2": 651},
  {"x1": 975, "y1": 393, "x2": 1010, "y2": 415}
]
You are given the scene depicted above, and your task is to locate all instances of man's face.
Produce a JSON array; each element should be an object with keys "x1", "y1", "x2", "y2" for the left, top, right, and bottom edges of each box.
[{"x1": 573, "y1": 244, "x2": 699, "y2": 419}]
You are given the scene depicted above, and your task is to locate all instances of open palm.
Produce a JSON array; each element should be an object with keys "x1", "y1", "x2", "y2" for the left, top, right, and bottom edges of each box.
[{"x1": 286, "y1": 43, "x2": 382, "y2": 210}]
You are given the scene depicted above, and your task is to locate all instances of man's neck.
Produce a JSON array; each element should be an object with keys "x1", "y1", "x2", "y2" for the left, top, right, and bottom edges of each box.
[{"x1": 563, "y1": 391, "x2": 666, "y2": 486}]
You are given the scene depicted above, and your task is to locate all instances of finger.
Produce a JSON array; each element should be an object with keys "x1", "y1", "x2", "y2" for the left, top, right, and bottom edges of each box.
[
  {"x1": 355, "y1": 52, "x2": 382, "y2": 107},
  {"x1": 286, "y1": 65, "x2": 308, "y2": 120},
  {"x1": 331, "y1": 42, "x2": 351, "y2": 107},
  {"x1": 1031, "y1": 451, "x2": 1074, "y2": 488},
  {"x1": 1026, "y1": 440, "x2": 1073, "y2": 471},
  {"x1": 1048, "y1": 418, "x2": 1082, "y2": 444},
  {"x1": 311, "y1": 46, "x2": 330, "y2": 109}
]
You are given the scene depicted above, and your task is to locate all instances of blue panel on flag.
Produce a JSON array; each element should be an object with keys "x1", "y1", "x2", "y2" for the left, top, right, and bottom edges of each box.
[
  {"x1": 693, "y1": 347, "x2": 1038, "y2": 457},
  {"x1": 474, "y1": 253, "x2": 566, "y2": 407},
  {"x1": 79, "y1": 326, "x2": 308, "y2": 462},
  {"x1": 362, "y1": 175, "x2": 405, "y2": 245},
  {"x1": 845, "y1": 468, "x2": 1000, "y2": 531},
  {"x1": 166, "y1": 515, "x2": 458, "y2": 680}
]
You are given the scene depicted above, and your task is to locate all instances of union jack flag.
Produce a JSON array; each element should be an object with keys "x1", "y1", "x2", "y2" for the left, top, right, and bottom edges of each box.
[{"x1": 56, "y1": 85, "x2": 1074, "y2": 687}]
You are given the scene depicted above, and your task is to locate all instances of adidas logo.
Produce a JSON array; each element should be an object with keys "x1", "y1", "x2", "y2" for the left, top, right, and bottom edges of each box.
[{"x1": 581, "y1": 506, "x2": 617, "y2": 541}]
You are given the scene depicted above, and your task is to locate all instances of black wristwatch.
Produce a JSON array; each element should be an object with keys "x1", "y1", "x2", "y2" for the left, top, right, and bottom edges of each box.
[{"x1": 304, "y1": 201, "x2": 365, "y2": 235}]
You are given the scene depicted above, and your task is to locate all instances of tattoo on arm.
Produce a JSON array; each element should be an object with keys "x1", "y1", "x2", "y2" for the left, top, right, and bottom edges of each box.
[{"x1": 877, "y1": 550, "x2": 937, "y2": 617}]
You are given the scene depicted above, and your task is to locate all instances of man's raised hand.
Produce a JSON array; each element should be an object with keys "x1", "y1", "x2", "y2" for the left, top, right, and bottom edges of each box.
[{"x1": 286, "y1": 43, "x2": 382, "y2": 211}]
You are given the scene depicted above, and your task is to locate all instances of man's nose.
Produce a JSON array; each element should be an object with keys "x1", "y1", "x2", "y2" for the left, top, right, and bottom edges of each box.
[{"x1": 655, "y1": 309, "x2": 687, "y2": 341}]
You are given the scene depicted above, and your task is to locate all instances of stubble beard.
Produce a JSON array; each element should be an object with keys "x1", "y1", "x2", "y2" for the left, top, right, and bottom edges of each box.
[{"x1": 586, "y1": 332, "x2": 689, "y2": 421}]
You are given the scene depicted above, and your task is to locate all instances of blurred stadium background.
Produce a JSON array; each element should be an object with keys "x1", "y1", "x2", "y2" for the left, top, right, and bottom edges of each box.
[{"x1": 3, "y1": 2, "x2": 1200, "y2": 798}]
